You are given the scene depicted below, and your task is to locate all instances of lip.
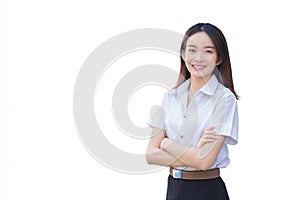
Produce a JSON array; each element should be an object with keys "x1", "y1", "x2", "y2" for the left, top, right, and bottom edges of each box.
[{"x1": 192, "y1": 65, "x2": 206, "y2": 71}]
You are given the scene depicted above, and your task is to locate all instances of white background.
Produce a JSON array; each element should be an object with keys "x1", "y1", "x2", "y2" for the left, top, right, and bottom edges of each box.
[{"x1": 3, "y1": 0, "x2": 300, "y2": 199}]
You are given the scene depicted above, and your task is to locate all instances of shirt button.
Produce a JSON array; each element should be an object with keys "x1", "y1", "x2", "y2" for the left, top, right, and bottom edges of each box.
[
  {"x1": 183, "y1": 114, "x2": 186, "y2": 118},
  {"x1": 180, "y1": 135, "x2": 184, "y2": 139}
]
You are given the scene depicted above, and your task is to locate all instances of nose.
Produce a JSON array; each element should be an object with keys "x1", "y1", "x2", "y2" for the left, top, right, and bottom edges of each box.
[{"x1": 194, "y1": 51, "x2": 205, "y2": 62}]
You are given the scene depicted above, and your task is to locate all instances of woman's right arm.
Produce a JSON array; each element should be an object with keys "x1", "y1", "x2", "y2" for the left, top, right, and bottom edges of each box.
[{"x1": 146, "y1": 127, "x2": 184, "y2": 167}]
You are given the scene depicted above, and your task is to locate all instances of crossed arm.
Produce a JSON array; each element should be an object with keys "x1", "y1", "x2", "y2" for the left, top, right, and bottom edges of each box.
[{"x1": 146, "y1": 127, "x2": 226, "y2": 170}]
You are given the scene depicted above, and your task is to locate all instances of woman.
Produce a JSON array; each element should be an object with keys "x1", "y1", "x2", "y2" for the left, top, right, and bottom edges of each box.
[{"x1": 146, "y1": 23, "x2": 239, "y2": 200}]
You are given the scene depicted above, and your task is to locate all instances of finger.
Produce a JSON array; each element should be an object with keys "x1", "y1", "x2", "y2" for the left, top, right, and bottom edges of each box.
[
  {"x1": 204, "y1": 132, "x2": 218, "y2": 137},
  {"x1": 203, "y1": 136, "x2": 218, "y2": 141},
  {"x1": 204, "y1": 130, "x2": 217, "y2": 135},
  {"x1": 203, "y1": 132, "x2": 218, "y2": 138},
  {"x1": 204, "y1": 127, "x2": 213, "y2": 132},
  {"x1": 204, "y1": 134, "x2": 218, "y2": 139},
  {"x1": 203, "y1": 138, "x2": 217, "y2": 143}
]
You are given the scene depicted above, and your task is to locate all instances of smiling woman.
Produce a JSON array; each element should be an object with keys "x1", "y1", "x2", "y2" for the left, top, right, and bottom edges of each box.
[
  {"x1": 183, "y1": 32, "x2": 221, "y2": 82},
  {"x1": 146, "y1": 23, "x2": 239, "y2": 200}
]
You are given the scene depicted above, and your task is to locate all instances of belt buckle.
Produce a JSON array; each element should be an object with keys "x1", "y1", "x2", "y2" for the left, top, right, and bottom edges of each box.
[{"x1": 172, "y1": 169, "x2": 183, "y2": 179}]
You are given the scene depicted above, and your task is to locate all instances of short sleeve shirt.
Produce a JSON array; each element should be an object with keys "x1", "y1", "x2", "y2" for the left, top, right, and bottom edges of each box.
[{"x1": 147, "y1": 75, "x2": 239, "y2": 170}]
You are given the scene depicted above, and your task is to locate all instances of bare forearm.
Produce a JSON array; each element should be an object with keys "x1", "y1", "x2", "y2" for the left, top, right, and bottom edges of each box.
[
  {"x1": 161, "y1": 137, "x2": 225, "y2": 170},
  {"x1": 161, "y1": 141, "x2": 205, "y2": 169},
  {"x1": 146, "y1": 148, "x2": 184, "y2": 167}
]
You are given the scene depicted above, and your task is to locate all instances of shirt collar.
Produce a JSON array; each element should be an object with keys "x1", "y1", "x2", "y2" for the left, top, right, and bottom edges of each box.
[{"x1": 175, "y1": 75, "x2": 219, "y2": 97}]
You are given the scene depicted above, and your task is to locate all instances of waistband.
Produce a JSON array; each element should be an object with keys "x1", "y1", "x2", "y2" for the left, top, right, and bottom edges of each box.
[{"x1": 169, "y1": 167, "x2": 220, "y2": 180}]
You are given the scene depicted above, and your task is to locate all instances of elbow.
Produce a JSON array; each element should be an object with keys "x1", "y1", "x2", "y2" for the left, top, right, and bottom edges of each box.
[
  {"x1": 145, "y1": 151, "x2": 154, "y2": 165},
  {"x1": 197, "y1": 160, "x2": 213, "y2": 171},
  {"x1": 199, "y1": 163, "x2": 211, "y2": 171},
  {"x1": 197, "y1": 150, "x2": 214, "y2": 170},
  {"x1": 145, "y1": 153, "x2": 151, "y2": 164}
]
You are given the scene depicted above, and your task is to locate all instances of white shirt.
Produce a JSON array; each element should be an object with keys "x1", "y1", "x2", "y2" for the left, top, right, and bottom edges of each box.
[{"x1": 148, "y1": 75, "x2": 238, "y2": 170}]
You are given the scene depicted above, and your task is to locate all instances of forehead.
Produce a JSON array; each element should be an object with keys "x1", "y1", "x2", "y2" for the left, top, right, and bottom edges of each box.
[{"x1": 186, "y1": 32, "x2": 214, "y2": 47}]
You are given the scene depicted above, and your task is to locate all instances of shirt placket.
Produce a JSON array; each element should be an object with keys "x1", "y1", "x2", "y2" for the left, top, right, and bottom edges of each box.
[
  {"x1": 175, "y1": 92, "x2": 188, "y2": 144},
  {"x1": 178, "y1": 97, "x2": 196, "y2": 145},
  {"x1": 179, "y1": 95, "x2": 200, "y2": 146},
  {"x1": 178, "y1": 108, "x2": 188, "y2": 144}
]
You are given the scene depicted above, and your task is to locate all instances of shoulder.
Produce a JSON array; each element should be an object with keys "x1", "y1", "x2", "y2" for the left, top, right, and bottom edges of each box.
[
  {"x1": 214, "y1": 83, "x2": 237, "y2": 104},
  {"x1": 162, "y1": 89, "x2": 177, "y2": 101}
]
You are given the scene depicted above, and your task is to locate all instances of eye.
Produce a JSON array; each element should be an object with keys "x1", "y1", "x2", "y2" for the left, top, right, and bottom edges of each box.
[
  {"x1": 205, "y1": 50, "x2": 214, "y2": 54},
  {"x1": 187, "y1": 49, "x2": 196, "y2": 53}
]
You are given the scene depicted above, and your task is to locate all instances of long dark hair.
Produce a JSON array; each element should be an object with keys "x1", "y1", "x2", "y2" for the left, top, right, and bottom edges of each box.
[{"x1": 174, "y1": 23, "x2": 239, "y2": 100}]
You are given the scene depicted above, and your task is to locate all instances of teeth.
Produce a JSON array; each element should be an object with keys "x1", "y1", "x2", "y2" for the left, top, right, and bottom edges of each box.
[{"x1": 194, "y1": 65, "x2": 206, "y2": 69}]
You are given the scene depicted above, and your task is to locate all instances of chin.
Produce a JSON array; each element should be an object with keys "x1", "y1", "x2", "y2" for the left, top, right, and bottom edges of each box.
[{"x1": 191, "y1": 71, "x2": 210, "y2": 79}]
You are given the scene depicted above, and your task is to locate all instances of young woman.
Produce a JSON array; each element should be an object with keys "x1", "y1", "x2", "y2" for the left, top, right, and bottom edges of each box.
[{"x1": 146, "y1": 23, "x2": 239, "y2": 200}]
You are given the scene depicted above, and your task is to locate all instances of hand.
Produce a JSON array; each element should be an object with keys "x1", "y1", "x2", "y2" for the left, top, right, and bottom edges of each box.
[
  {"x1": 160, "y1": 137, "x2": 171, "y2": 150},
  {"x1": 197, "y1": 126, "x2": 218, "y2": 149}
]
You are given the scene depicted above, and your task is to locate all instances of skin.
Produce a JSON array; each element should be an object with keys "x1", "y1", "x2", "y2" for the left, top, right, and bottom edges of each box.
[{"x1": 146, "y1": 32, "x2": 226, "y2": 170}]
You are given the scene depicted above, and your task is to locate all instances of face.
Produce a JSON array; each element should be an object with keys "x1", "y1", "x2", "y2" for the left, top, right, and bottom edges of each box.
[{"x1": 182, "y1": 31, "x2": 221, "y2": 80}]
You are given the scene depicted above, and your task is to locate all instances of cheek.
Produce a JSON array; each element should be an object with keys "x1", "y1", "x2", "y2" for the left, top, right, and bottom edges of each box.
[
  {"x1": 207, "y1": 55, "x2": 218, "y2": 64},
  {"x1": 184, "y1": 60, "x2": 194, "y2": 72},
  {"x1": 184, "y1": 54, "x2": 194, "y2": 64}
]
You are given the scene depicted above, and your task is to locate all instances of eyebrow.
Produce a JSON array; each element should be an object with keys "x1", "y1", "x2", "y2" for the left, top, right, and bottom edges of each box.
[{"x1": 187, "y1": 44, "x2": 215, "y2": 49}]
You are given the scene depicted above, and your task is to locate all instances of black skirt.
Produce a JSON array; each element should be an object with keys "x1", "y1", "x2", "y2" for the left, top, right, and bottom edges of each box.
[{"x1": 166, "y1": 175, "x2": 230, "y2": 200}]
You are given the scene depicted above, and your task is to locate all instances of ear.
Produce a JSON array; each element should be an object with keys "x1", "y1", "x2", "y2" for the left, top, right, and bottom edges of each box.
[{"x1": 216, "y1": 57, "x2": 222, "y2": 65}]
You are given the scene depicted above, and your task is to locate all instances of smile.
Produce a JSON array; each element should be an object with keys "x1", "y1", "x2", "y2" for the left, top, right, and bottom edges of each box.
[{"x1": 192, "y1": 65, "x2": 206, "y2": 70}]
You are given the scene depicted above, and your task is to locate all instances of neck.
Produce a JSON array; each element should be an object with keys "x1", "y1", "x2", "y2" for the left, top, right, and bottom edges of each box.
[{"x1": 190, "y1": 75, "x2": 212, "y2": 93}]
